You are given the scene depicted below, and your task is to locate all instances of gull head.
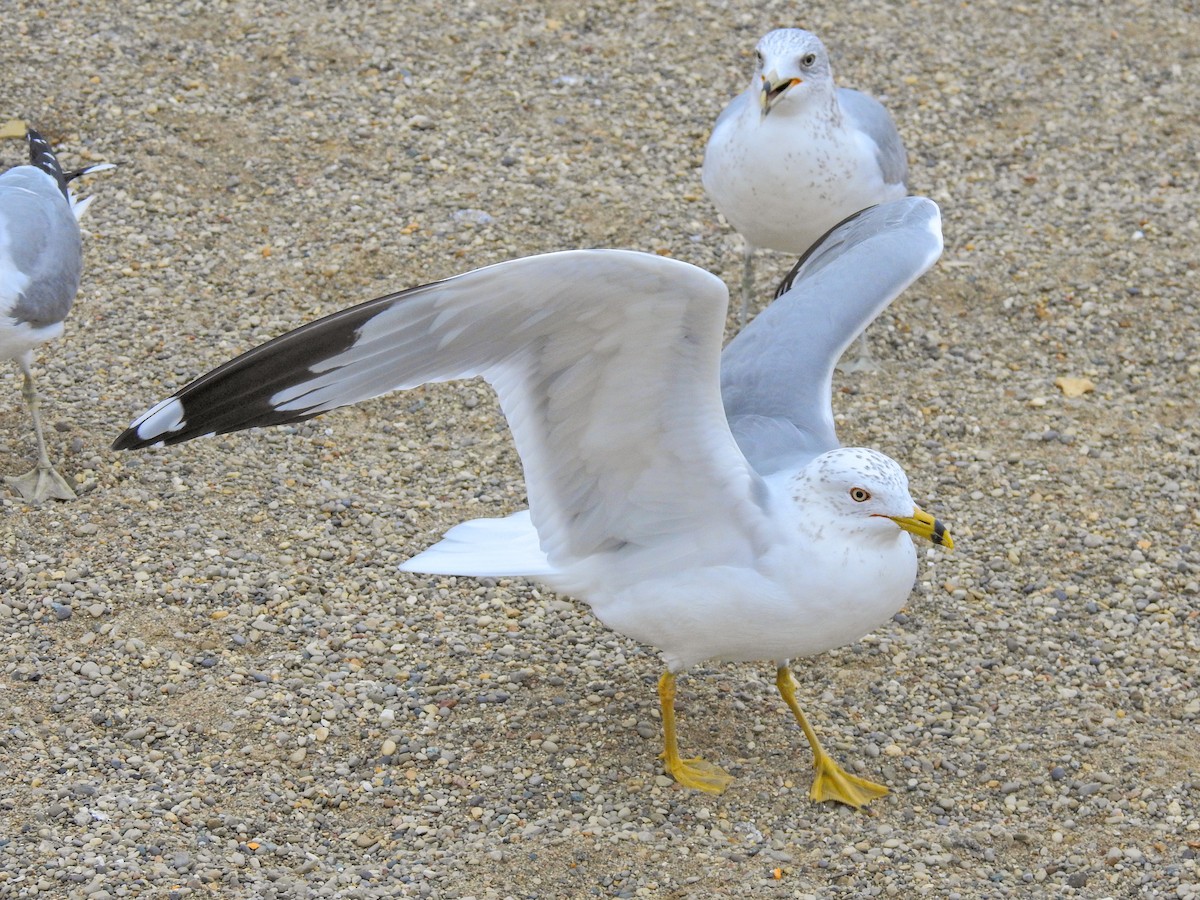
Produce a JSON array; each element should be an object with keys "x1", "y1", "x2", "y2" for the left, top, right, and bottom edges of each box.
[
  {"x1": 753, "y1": 28, "x2": 834, "y2": 118},
  {"x1": 793, "y1": 447, "x2": 953, "y2": 549}
]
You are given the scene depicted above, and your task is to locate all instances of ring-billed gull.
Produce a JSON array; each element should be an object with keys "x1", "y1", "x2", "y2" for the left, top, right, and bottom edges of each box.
[
  {"x1": 703, "y1": 28, "x2": 908, "y2": 369},
  {"x1": 1, "y1": 128, "x2": 112, "y2": 501},
  {"x1": 115, "y1": 197, "x2": 950, "y2": 806}
]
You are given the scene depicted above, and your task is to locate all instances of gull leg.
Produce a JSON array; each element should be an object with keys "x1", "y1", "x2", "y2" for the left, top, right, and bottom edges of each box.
[
  {"x1": 738, "y1": 241, "x2": 754, "y2": 327},
  {"x1": 776, "y1": 665, "x2": 887, "y2": 808},
  {"x1": 657, "y1": 671, "x2": 734, "y2": 794},
  {"x1": 836, "y1": 331, "x2": 884, "y2": 374},
  {"x1": 5, "y1": 357, "x2": 76, "y2": 503}
]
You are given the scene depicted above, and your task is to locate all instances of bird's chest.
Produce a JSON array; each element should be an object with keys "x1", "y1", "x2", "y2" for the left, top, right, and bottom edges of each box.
[
  {"x1": 725, "y1": 114, "x2": 861, "y2": 188},
  {"x1": 706, "y1": 114, "x2": 879, "y2": 252},
  {"x1": 761, "y1": 530, "x2": 919, "y2": 656}
]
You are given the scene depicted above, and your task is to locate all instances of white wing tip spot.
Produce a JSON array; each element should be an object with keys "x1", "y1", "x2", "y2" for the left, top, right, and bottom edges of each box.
[{"x1": 134, "y1": 397, "x2": 186, "y2": 440}]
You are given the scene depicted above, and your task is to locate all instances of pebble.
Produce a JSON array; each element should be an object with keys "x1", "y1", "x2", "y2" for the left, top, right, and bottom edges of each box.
[{"x1": 1, "y1": 1, "x2": 1196, "y2": 898}]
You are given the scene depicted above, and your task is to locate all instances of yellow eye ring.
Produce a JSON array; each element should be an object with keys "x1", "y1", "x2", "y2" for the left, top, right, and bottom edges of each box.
[{"x1": 850, "y1": 488, "x2": 871, "y2": 502}]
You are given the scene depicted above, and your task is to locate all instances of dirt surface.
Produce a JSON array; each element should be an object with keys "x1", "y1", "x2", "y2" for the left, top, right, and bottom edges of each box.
[{"x1": 1, "y1": 0, "x2": 1198, "y2": 897}]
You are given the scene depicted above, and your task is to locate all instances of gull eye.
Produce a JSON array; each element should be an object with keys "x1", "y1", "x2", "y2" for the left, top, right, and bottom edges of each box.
[
  {"x1": 800, "y1": 52, "x2": 817, "y2": 67},
  {"x1": 754, "y1": 50, "x2": 764, "y2": 66},
  {"x1": 850, "y1": 487, "x2": 871, "y2": 503}
]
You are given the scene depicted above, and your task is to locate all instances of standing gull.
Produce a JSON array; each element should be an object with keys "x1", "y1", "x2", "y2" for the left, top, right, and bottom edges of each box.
[
  {"x1": 1, "y1": 129, "x2": 111, "y2": 501},
  {"x1": 703, "y1": 28, "x2": 908, "y2": 368},
  {"x1": 115, "y1": 197, "x2": 950, "y2": 807}
]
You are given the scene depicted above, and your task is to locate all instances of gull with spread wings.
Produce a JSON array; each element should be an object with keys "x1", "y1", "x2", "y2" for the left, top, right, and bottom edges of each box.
[{"x1": 115, "y1": 197, "x2": 951, "y2": 806}]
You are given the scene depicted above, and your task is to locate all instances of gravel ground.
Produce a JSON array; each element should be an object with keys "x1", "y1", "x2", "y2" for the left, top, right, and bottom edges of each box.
[{"x1": 1, "y1": 0, "x2": 1198, "y2": 897}]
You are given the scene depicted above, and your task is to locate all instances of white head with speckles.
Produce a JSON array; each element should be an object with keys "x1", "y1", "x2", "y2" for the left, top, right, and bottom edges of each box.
[
  {"x1": 752, "y1": 28, "x2": 836, "y2": 117},
  {"x1": 792, "y1": 447, "x2": 952, "y2": 548}
]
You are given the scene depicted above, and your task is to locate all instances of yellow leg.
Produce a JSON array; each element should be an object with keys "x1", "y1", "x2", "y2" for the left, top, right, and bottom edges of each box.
[
  {"x1": 657, "y1": 672, "x2": 734, "y2": 794},
  {"x1": 776, "y1": 665, "x2": 888, "y2": 808}
]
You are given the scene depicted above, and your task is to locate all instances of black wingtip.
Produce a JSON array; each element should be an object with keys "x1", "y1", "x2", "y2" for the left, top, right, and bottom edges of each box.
[
  {"x1": 114, "y1": 278, "x2": 442, "y2": 454},
  {"x1": 111, "y1": 429, "x2": 161, "y2": 452},
  {"x1": 111, "y1": 428, "x2": 142, "y2": 452},
  {"x1": 65, "y1": 162, "x2": 116, "y2": 182},
  {"x1": 25, "y1": 128, "x2": 70, "y2": 201},
  {"x1": 773, "y1": 205, "x2": 876, "y2": 299}
]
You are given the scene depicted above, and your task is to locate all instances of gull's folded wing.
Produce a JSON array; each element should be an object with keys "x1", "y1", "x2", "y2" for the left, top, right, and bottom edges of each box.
[
  {"x1": 0, "y1": 169, "x2": 82, "y2": 329},
  {"x1": 838, "y1": 87, "x2": 909, "y2": 189}
]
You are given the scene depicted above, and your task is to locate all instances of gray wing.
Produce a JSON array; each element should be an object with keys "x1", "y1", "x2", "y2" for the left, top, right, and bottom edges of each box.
[
  {"x1": 720, "y1": 197, "x2": 942, "y2": 474},
  {"x1": 117, "y1": 250, "x2": 776, "y2": 570},
  {"x1": 0, "y1": 168, "x2": 82, "y2": 329},
  {"x1": 838, "y1": 87, "x2": 908, "y2": 189},
  {"x1": 709, "y1": 86, "x2": 753, "y2": 134}
]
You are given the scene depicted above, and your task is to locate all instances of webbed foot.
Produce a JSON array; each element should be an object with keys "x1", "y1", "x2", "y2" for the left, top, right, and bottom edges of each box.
[
  {"x1": 810, "y1": 753, "x2": 889, "y2": 808},
  {"x1": 6, "y1": 463, "x2": 76, "y2": 502},
  {"x1": 661, "y1": 752, "x2": 735, "y2": 794}
]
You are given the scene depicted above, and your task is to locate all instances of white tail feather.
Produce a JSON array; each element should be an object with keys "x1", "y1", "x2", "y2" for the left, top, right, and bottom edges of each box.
[
  {"x1": 400, "y1": 509, "x2": 557, "y2": 577},
  {"x1": 71, "y1": 194, "x2": 95, "y2": 221}
]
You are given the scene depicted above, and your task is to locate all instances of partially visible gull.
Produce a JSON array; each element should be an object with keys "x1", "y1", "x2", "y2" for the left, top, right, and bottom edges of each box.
[
  {"x1": 115, "y1": 197, "x2": 950, "y2": 807},
  {"x1": 1, "y1": 129, "x2": 112, "y2": 501},
  {"x1": 703, "y1": 28, "x2": 908, "y2": 369}
]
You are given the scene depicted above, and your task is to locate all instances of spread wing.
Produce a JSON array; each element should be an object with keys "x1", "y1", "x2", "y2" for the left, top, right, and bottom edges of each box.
[
  {"x1": 115, "y1": 250, "x2": 774, "y2": 569},
  {"x1": 720, "y1": 197, "x2": 943, "y2": 474}
]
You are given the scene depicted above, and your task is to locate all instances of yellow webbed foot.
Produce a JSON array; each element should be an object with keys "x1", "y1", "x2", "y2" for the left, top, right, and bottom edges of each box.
[
  {"x1": 656, "y1": 670, "x2": 735, "y2": 793},
  {"x1": 810, "y1": 754, "x2": 889, "y2": 808},
  {"x1": 661, "y1": 753, "x2": 734, "y2": 794},
  {"x1": 775, "y1": 665, "x2": 888, "y2": 809}
]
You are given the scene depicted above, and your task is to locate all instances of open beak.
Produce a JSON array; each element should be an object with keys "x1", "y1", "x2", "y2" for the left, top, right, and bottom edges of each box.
[
  {"x1": 886, "y1": 507, "x2": 954, "y2": 550},
  {"x1": 759, "y1": 72, "x2": 802, "y2": 116}
]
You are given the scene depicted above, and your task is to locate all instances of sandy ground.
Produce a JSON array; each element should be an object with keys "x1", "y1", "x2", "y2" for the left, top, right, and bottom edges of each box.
[{"x1": 1, "y1": 0, "x2": 1198, "y2": 897}]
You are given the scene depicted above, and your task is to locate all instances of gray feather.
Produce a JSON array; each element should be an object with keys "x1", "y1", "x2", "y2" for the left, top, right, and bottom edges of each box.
[
  {"x1": 0, "y1": 168, "x2": 82, "y2": 329},
  {"x1": 838, "y1": 87, "x2": 908, "y2": 188},
  {"x1": 720, "y1": 197, "x2": 941, "y2": 474}
]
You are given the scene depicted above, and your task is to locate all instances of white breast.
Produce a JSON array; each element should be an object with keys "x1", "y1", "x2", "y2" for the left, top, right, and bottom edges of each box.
[
  {"x1": 704, "y1": 102, "x2": 905, "y2": 255},
  {"x1": 566, "y1": 478, "x2": 919, "y2": 671}
]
